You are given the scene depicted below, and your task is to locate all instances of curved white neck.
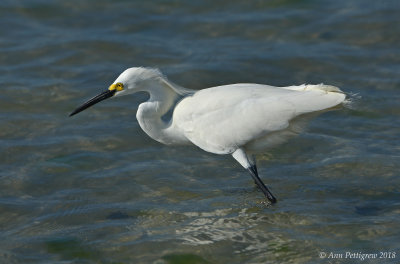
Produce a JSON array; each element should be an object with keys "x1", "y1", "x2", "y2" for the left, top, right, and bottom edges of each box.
[{"x1": 136, "y1": 79, "x2": 188, "y2": 145}]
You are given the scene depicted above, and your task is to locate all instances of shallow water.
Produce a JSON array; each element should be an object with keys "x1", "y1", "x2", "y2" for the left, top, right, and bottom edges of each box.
[{"x1": 1, "y1": 0, "x2": 399, "y2": 263}]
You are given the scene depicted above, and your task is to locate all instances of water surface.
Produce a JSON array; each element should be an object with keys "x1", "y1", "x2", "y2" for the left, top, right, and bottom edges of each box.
[{"x1": 1, "y1": 0, "x2": 399, "y2": 263}]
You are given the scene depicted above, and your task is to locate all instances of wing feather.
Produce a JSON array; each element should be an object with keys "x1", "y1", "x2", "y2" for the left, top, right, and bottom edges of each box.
[{"x1": 173, "y1": 83, "x2": 345, "y2": 154}]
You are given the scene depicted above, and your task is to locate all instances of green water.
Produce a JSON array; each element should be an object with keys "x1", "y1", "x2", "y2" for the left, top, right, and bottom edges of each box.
[{"x1": 1, "y1": 1, "x2": 399, "y2": 263}]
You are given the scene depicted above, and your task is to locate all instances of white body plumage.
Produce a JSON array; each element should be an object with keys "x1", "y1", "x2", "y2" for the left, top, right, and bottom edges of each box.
[{"x1": 71, "y1": 67, "x2": 346, "y2": 203}]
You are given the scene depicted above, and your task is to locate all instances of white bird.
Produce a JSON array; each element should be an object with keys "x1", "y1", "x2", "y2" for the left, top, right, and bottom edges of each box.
[{"x1": 70, "y1": 67, "x2": 346, "y2": 203}]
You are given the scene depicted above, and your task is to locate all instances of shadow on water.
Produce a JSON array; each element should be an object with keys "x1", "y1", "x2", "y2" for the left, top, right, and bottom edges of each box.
[
  {"x1": 162, "y1": 253, "x2": 211, "y2": 264},
  {"x1": 46, "y1": 238, "x2": 100, "y2": 262}
]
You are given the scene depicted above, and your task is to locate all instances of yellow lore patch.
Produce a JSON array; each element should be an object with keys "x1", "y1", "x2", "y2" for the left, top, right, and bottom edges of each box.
[{"x1": 109, "y1": 82, "x2": 124, "y2": 91}]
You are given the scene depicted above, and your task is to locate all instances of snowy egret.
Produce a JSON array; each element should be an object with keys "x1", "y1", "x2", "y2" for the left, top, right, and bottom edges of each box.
[{"x1": 70, "y1": 67, "x2": 346, "y2": 203}]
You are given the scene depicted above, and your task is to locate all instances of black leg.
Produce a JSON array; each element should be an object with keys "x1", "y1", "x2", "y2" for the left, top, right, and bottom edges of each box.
[{"x1": 247, "y1": 165, "x2": 277, "y2": 204}]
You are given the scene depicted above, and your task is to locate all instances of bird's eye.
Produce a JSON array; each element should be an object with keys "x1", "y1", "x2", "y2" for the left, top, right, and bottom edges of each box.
[
  {"x1": 109, "y1": 82, "x2": 124, "y2": 92},
  {"x1": 116, "y1": 82, "x2": 124, "y2": 91}
]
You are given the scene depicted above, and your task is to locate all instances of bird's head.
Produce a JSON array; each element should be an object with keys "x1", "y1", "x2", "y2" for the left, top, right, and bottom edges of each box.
[{"x1": 69, "y1": 67, "x2": 163, "y2": 116}]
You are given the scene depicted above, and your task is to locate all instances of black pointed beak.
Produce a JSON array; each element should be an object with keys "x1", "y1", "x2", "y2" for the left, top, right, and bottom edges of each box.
[{"x1": 69, "y1": 89, "x2": 116, "y2": 117}]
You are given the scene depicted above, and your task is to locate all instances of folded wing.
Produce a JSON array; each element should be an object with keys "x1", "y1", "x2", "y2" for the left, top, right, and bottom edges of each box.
[{"x1": 173, "y1": 83, "x2": 345, "y2": 154}]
